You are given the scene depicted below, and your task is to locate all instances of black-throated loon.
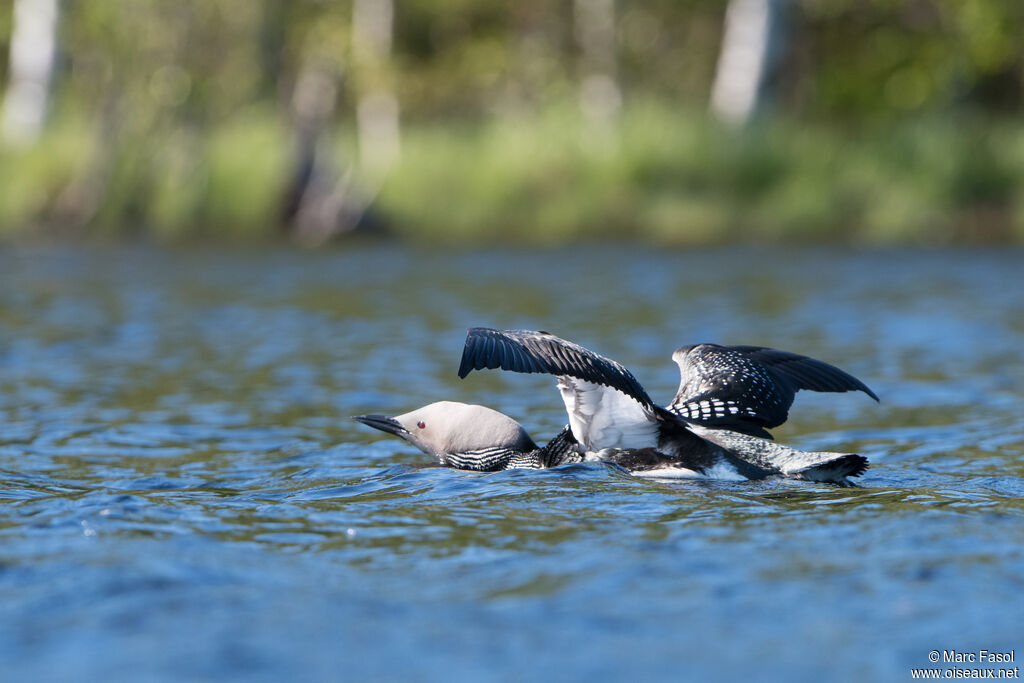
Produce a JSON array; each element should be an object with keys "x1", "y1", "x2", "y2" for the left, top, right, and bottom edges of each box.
[
  {"x1": 355, "y1": 328, "x2": 878, "y2": 486},
  {"x1": 354, "y1": 402, "x2": 581, "y2": 471}
]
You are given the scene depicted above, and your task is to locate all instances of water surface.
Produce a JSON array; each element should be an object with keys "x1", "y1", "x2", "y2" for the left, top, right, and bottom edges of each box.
[{"x1": 1, "y1": 245, "x2": 1022, "y2": 681}]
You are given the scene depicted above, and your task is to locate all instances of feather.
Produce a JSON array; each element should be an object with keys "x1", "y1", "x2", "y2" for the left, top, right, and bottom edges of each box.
[{"x1": 669, "y1": 343, "x2": 878, "y2": 436}]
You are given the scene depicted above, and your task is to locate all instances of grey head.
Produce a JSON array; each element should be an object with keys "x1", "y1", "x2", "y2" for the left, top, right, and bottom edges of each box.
[{"x1": 353, "y1": 401, "x2": 538, "y2": 470}]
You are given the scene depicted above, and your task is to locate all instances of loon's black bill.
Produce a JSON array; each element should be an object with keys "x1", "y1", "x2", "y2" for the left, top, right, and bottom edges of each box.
[{"x1": 353, "y1": 414, "x2": 409, "y2": 438}]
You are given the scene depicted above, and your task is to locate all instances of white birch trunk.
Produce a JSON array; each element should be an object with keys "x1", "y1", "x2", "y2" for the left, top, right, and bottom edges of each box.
[
  {"x1": 2, "y1": 0, "x2": 60, "y2": 145},
  {"x1": 574, "y1": 0, "x2": 620, "y2": 128},
  {"x1": 710, "y1": 0, "x2": 786, "y2": 126},
  {"x1": 351, "y1": 0, "x2": 400, "y2": 182}
]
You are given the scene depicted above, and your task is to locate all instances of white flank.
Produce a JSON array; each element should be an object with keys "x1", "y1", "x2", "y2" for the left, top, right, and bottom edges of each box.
[
  {"x1": 632, "y1": 461, "x2": 746, "y2": 481},
  {"x1": 632, "y1": 467, "x2": 702, "y2": 479}
]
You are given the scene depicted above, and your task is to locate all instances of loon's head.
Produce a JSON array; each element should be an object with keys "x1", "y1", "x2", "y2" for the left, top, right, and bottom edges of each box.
[{"x1": 353, "y1": 401, "x2": 537, "y2": 462}]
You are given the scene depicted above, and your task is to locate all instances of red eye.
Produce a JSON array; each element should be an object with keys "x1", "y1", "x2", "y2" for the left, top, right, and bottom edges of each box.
[{"x1": 417, "y1": 421, "x2": 426, "y2": 429}]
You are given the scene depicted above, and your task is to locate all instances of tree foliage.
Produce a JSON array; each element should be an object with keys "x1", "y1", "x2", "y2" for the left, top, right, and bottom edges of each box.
[
  {"x1": 0, "y1": 0, "x2": 1022, "y2": 242},
  {"x1": 7, "y1": 0, "x2": 1015, "y2": 125}
]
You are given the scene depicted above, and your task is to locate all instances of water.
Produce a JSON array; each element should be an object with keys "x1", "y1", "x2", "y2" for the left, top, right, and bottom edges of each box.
[{"x1": 1, "y1": 245, "x2": 1021, "y2": 682}]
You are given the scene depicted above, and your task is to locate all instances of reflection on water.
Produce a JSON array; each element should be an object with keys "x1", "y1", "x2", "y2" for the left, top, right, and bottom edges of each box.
[{"x1": 0, "y1": 246, "x2": 1022, "y2": 681}]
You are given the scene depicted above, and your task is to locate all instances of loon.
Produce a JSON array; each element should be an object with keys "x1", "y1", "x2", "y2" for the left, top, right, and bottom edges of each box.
[
  {"x1": 457, "y1": 328, "x2": 878, "y2": 484},
  {"x1": 354, "y1": 328, "x2": 878, "y2": 485},
  {"x1": 459, "y1": 328, "x2": 878, "y2": 441},
  {"x1": 354, "y1": 402, "x2": 581, "y2": 471}
]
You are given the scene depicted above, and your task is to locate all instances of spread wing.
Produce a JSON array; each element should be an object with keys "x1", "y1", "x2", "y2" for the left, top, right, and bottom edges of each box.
[
  {"x1": 459, "y1": 328, "x2": 658, "y2": 410},
  {"x1": 669, "y1": 344, "x2": 879, "y2": 437},
  {"x1": 458, "y1": 328, "x2": 661, "y2": 451}
]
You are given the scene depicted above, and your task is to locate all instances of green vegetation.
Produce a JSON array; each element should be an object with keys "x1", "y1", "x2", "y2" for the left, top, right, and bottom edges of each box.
[
  {"x1": 382, "y1": 104, "x2": 1024, "y2": 244},
  {"x1": 3, "y1": 103, "x2": 1022, "y2": 244},
  {"x1": 1, "y1": 1, "x2": 1023, "y2": 244}
]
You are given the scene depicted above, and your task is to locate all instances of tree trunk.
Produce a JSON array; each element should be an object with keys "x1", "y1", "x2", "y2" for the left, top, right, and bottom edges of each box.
[
  {"x1": 574, "y1": 0, "x2": 620, "y2": 129},
  {"x1": 710, "y1": 0, "x2": 786, "y2": 126},
  {"x1": 1, "y1": 0, "x2": 61, "y2": 145},
  {"x1": 351, "y1": 0, "x2": 400, "y2": 182}
]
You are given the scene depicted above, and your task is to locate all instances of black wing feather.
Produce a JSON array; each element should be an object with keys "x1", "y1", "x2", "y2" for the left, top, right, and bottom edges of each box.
[
  {"x1": 736, "y1": 346, "x2": 879, "y2": 400},
  {"x1": 670, "y1": 343, "x2": 878, "y2": 436},
  {"x1": 486, "y1": 335, "x2": 501, "y2": 367},
  {"x1": 458, "y1": 327, "x2": 657, "y2": 410}
]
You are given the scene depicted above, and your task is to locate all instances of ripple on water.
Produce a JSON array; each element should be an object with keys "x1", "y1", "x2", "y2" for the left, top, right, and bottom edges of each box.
[{"x1": 0, "y1": 246, "x2": 1022, "y2": 681}]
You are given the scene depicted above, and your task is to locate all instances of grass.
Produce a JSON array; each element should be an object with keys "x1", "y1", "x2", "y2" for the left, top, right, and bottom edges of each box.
[{"x1": 2, "y1": 100, "x2": 1023, "y2": 244}]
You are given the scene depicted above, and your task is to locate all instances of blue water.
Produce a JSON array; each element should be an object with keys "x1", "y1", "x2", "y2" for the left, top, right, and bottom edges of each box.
[{"x1": 1, "y1": 245, "x2": 1022, "y2": 681}]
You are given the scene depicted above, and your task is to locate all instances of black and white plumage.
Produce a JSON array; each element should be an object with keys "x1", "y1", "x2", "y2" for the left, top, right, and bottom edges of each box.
[
  {"x1": 460, "y1": 327, "x2": 877, "y2": 440},
  {"x1": 458, "y1": 327, "x2": 656, "y2": 410},
  {"x1": 458, "y1": 327, "x2": 664, "y2": 452},
  {"x1": 458, "y1": 328, "x2": 877, "y2": 485},
  {"x1": 354, "y1": 401, "x2": 582, "y2": 472},
  {"x1": 669, "y1": 343, "x2": 878, "y2": 438}
]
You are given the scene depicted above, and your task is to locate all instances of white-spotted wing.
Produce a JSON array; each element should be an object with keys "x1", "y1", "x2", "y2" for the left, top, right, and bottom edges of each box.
[{"x1": 670, "y1": 344, "x2": 878, "y2": 438}]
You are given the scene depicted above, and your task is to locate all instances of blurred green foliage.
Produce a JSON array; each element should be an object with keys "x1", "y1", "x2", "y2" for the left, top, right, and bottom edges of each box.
[
  {"x1": 382, "y1": 104, "x2": 1024, "y2": 244},
  {"x1": 0, "y1": 0, "x2": 1023, "y2": 243}
]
